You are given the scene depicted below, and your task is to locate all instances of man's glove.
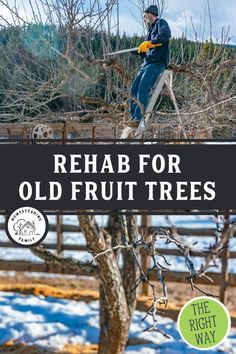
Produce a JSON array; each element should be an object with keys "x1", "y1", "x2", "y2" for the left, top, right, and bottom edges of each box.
[
  {"x1": 138, "y1": 41, "x2": 153, "y2": 53},
  {"x1": 138, "y1": 41, "x2": 162, "y2": 53}
]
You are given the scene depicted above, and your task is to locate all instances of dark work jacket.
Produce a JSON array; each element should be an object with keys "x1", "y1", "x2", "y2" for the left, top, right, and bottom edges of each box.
[{"x1": 144, "y1": 18, "x2": 171, "y2": 67}]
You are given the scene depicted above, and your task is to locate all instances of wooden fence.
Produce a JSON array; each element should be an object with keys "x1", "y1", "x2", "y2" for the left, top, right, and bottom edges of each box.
[
  {"x1": 0, "y1": 215, "x2": 235, "y2": 304},
  {"x1": 0, "y1": 122, "x2": 213, "y2": 140}
]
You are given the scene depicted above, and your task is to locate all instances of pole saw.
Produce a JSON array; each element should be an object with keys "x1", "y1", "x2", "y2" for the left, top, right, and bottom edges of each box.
[
  {"x1": 106, "y1": 43, "x2": 162, "y2": 57},
  {"x1": 106, "y1": 47, "x2": 139, "y2": 56}
]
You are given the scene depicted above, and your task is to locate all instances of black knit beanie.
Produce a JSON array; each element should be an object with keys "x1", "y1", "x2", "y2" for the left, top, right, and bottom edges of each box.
[{"x1": 144, "y1": 5, "x2": 159, "y2": 17}]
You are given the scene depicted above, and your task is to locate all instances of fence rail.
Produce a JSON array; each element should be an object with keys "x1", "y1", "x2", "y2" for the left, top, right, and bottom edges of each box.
[
  {"x1": 0, "y1": 259, "x2": 235, "y2": 287},
  {"x1": 0, "y1": 223, "x2": 227, "y2": 236}
]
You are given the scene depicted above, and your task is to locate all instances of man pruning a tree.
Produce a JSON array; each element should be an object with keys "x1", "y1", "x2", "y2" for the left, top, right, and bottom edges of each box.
[{"x1": 129, "y1": 5, "x2": 171, "y2": 128}]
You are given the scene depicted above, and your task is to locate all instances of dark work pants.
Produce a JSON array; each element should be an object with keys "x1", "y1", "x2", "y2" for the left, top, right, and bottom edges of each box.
[{"x1": 130, "y1": 63, "x2": 166, "y2": 121}]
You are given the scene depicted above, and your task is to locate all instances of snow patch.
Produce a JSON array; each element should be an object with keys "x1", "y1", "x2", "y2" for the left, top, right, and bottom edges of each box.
[{"x1": 0, "y1": 292, "x2": 235, "y2": 353}]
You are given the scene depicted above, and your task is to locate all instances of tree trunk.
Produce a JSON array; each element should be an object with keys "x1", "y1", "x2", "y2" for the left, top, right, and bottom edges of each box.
[
  {"x1": 97, "y1": 214, "x2": 140, "y2": 354},
  {"x1": 99, "y1": 285, "x2": 130, "y2": 354},
  {"x1": 79, "y1": 215, "x2": 134, "y2": 354},
  {"x1": 66, "y1": 25, "x2": 73, "y2": 61},
  {"x1": 122, "y1": 216, "x2": 140, "y2": 316}
]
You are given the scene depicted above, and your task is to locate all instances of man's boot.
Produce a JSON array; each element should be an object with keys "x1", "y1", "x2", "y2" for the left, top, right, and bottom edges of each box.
[{"x1": 120, "y1": 120, "x2": 140, "y2": 139}]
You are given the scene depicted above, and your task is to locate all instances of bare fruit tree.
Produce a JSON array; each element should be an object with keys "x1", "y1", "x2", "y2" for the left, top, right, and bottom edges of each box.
[
  {"x1": 0, "y1": 0, "x2": 122, "y2": 122},
  {"x1": 32, "y1": 214, "x2": 140, "y2": 354}
]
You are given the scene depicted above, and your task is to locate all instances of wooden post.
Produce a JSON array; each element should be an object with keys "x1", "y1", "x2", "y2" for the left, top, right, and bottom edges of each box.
[
  {"x1": 22, "y1": 126, "x2": 27, "y2": 143},
  {"x1": 219, "y1": 233, "x2": 231, "y2": 303},
  {"x1": 63, "y1": 123, "x2": 68, "y2": 144},
  {"x1": 56, "y1": 215, "x2": 64, "y2": 256},
  {"x1": 140, "y1": 214, "x2": 152, "y2": 296},
  {"x1": 92, "y1": 125, "x2": 95, "y2": 142}
]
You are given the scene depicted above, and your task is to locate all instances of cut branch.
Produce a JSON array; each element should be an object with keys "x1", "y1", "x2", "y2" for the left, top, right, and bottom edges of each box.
[{"x1": 31, "y1": 245, "x2": 96, "y2": 276}]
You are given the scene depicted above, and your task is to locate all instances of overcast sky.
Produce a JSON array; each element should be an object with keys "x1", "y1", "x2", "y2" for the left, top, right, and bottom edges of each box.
[
  {"x1": 0, "y1": 0, "x2": 235, "y2": 44},
  {"x1": 119, "y1": 0, "x2": 236, "y2": 44}
]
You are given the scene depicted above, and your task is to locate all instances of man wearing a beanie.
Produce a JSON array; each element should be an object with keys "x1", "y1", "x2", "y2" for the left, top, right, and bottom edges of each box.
[{"x1": 129, "y1": 4, "x2": 171, "y2": 127}]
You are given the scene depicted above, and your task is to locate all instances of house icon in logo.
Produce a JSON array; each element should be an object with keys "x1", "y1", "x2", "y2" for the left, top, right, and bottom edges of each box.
[
  {"x1": 19, "y1": 221, "x2": 36, "y2": 236},
  {"x1": 13, "y1": 219, "x2": 36, "y2": 236}
]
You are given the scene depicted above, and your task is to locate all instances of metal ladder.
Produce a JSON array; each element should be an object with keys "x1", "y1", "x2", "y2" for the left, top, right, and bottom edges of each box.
[{"x1": 121, "y1": 70, "x2": 187, "y2": 139}]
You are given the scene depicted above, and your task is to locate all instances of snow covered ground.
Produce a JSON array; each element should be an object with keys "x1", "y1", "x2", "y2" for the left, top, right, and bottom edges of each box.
[
  {"x1": 1, "y1": 214, "x2": 236, "y2": 274},
  {"x1": 0, "y1": 292, "x2": 235, "y2": 354}
]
